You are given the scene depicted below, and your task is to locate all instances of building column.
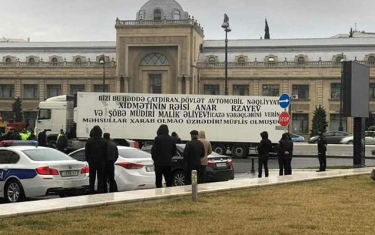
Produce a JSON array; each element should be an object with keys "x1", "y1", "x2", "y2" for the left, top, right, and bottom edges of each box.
[
  {"x1": 185, "y1": 76, "x2": 191, "y2": 94},
  {"x1": 177, "y1": 76, "x2": 183, "y2": 94},
  {"x1": 124, "y1": 76, "x2": 130, "y2": 93}
]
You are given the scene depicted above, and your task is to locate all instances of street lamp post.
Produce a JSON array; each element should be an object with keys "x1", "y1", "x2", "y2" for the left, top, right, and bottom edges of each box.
[
  {"x1": 339, "y1": 58, "x2": 345, "y2": 131},
  {"x1": 222, "y1": 14, "x2": 231, "y2": 95},
  {"x1": 99, "y1": 55, "x2": 106, "y2": 92}
]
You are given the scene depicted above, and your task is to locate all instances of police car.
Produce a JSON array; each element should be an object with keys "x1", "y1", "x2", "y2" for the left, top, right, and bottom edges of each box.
[{"x1": 0, "y1": 140, "x2": 89, "y2": 203}]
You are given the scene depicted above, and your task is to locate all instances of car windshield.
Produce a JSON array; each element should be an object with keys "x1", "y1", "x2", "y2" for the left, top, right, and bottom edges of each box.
[
  {"x1": 119, "y1": 149, "x2": 152, "y2": 159},
  {"x1": 22, "y1": 148, "x2": 74, "y2": 161}
]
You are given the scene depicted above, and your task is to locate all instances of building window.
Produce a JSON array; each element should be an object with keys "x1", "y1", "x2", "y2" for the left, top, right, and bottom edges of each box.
[
  {"x1": 173, "y1": 10, "x2": 180, "y2": 20},
  {"x1": 208, "y1": 57, "x2": 216, "y2": 64},
  {"x1": 139, "y1": 10, "x2": 144, "y2": 20},
  {"x1": 370, "y1": 83, "x2": 375, "y2": 100},
  {"x1": 369, "y1": 56, "x2": 375, "y2": 65},
  {"x1": 38, "y1": 109, "x2": 51, "y2": 120},
  {"x1": 52, "y1": 58, "x2": 58, "y2": 66},
  {"x1": 28, "y1": 58, "x2": 35, "y2": 65},
  {"x1": 46, "y1": 85, "x2": 61, "y2": 98},
  {"x1": 292, "y1": 85, "x2": 309, "y2": 99},
  {"x1": 70, "y1": 85, "x2": 85, "y2": 95},
  {"x1": 292, "y1": 114, "x2": 309, "y2": 134},
  {"x1": 331, "y1": 83, "x2": 341, "y2": 100},
  {"x1": 154, "y1": 9, "x2": 162, "y2": 21},
  {"x1": 0, "y1": 85, "x2": 15, "y2": 98},
  {"x1": 330, "y1": 114, "x2": 347, "y2": 132},
  {"x1": 262, "y1": 85, "x2": 279, "y2": 96},
  {"x1": 204, "y1": 85, "x2": 220, "y2": 95},
  {"x1": 140, "y1": 53, "x2": 169, "y2": 66},
  {"x1": 5, "y1": 58, "x2": 11, "y2": 63},
  {"x1": 23, "y1": 85, "x2": 39, "y2": 99},
  {"x1": 75, "y1": 58, "x2": 82, "y2": 65},
  {"x1": 233, "y1": 85, "x2": 249, "y2": 96},
  {"x1": 93, "y1": 85, "x2": 109, "y2": 92},
  {"x1": 149, "y1": 74, "x2": 162, "y2": 94},
  {"x1": 238, "y1": 57, "x2": 245, "y2": 64},
  {"x1": 297, "y1": 56, "x2": 305, "y2": 64}
]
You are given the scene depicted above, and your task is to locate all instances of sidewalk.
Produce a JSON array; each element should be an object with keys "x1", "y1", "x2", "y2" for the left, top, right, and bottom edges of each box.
[{"x1": 0, "y1": 167, "x2": 371, "y2": 218}]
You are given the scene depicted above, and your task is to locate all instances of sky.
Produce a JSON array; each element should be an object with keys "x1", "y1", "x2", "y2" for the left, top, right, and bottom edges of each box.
[{"x1": 1, "y1": 0, "x2": 374, "y2": 42}]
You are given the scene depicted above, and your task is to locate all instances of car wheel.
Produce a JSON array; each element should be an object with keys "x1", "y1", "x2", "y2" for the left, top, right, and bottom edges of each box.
[
  {"x1": 173, "y1": 170, "x2": 185, "y2": 186},
  {"x1": 231, "y1": 145, "x2": 248, "y2": 159},
  {"x1": 348, "y1": 141, "x2": 353, "y2": 145},
  {"x1": 5, "y1": 179, "x2": 25, "y2": 203},
  {"x1": 212, "y1": 144, "x2": 226, "y2": 155}
]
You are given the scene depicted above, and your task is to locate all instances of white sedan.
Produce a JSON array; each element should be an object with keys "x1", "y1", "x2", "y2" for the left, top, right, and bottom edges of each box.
[
  {"x1": 0, "y1": 141, "x2": 89, "y2": 203},
  {"x1": 69, "y1": 146, "x2": 155, "y2": 192}
]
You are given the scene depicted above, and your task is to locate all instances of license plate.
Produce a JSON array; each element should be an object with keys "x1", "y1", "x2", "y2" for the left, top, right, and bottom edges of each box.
[
  {"x1": 60, "y1": 170, "x2": 79, "y2": 177},
  {"x1": 146, "y1": 166, "x2": 154, "y2": 172},
  {"x1": 216, "y1": 162, "x2": 227, "y2": 168}
]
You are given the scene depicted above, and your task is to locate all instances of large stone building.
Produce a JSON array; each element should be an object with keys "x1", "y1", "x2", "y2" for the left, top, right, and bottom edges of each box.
[{"x1": 0, "y1": 0, "x2": 374, "y2": 136}]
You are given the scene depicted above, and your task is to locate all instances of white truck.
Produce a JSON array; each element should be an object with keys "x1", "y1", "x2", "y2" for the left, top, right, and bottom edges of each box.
[{"x1": 35, "y1": 92, "x2": 286, "y2": 158}]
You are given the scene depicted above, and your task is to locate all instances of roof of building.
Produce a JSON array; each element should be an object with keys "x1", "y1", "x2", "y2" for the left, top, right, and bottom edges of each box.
[{"x1": 137, "y1": 0, "x2": 189, "y2": 20}]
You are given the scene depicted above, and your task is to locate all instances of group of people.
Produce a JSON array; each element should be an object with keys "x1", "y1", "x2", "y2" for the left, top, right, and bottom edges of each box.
[
  {"x1": 151, "y1": 124, "x2": 212, "y2": 188},
  {"x1": 85, "y1": 125, "x2": 119, "y2": 194},
  {"x1": 0, "y1": 128, "x2": 37, "y2": 141},
  {"x1": 257, "y1": 131, "x2": 328, "y2": 178}
]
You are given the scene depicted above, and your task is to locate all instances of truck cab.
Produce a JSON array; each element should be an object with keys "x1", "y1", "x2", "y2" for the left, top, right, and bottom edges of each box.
[{"x1": 35, "y1": 95, "x2": 75, "y2": 140}]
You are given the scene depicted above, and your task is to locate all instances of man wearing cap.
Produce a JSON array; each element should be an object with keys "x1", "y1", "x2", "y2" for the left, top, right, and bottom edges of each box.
[
  {"x1": 317, "y1": 131, "x2": 327, "y2": 172},
  {"x1": 183, "y1": 130, "x2": 205, "y2": 185}
]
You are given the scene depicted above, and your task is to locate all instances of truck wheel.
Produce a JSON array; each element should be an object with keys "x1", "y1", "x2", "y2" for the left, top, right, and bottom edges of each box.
[
  {"x1": 231, "y1": 145, "x2": 248, "y2": 159},
  {"x1": 212, "y1": 144, "x2": 226, "y2": 155},
  {"x1": 5, "y1": 179, "x2": 25, "y2": 203}
]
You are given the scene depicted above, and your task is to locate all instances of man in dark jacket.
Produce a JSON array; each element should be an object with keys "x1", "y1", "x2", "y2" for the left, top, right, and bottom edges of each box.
[
  {"x1": 278, "y1": 133, "x2": 294, "y2": 176},
  {"x1": 38, "y1": 129, "x2": 48, "y2": 146},
  {"x1": 85, "y1": 126, "x2": 107, "y2": 194},
  {"x1": 151, "y1": 124, "x2": 176, "y2": 188},
  {"x1": 103, "y1": 133, "x2": 119, "y2": 193},
  {"x1": 257, "y1": 131, "x2": 273, "y2": 178},
  {"x1": 56, "y1": 131, "x2": 68, "y2": 153},
  {"x1": 171, "y1": 132, "x2": 182, "y2": 144},
  {"x1": 317, "y1": 131, "x2": 327, "y2": 172},
  {"x1": 10, "y1": 130, "x2": 22, "y2": 140},
  {"x1": 183, "y1": 130, "x2": 205, "y2": 185}
]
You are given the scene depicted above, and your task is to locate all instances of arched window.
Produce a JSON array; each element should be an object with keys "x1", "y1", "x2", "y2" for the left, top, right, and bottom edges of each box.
[
  {"x1": 75, "y1": 58, "x2": 82, "y2": 65},
  {"x1": 139, "y1": 10, "x2": 144, "y2": 20},
  {"x1": 238, "y1": 57, "x2": 245, "y2": 64},
  {"x1": 5, "y1": 58, "x2": 11, "y2": 63},
  {"x1": 173, "y1": 10, "x2": 180, "y2": 20},
  {"x1": 52, "y1": 58, "x2": 58, "y2": 66},
  {"x1": 368, "y1": 56, "x2": 375, "y2": 65},
  {"x1": 29, "y1": 58, "x2": 35, "y2": 65},
  {"x1": 297, "y1": 56, "x2": 305, "y2": 64},
  {"x1": 154, "y1": 9, "x2": 162, "y2": 21},
  {"x1": 268, "y1": 57, "x2": 275, "y2": 63},
  {"x1": 140, "y1": 53, "x2": 169, "y2": 66},
  {"x1": 208, "y1": 57, "x2": 216, "y2": 64}
]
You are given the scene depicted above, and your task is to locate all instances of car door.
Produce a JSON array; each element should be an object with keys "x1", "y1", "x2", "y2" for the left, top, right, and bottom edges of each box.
[
  {"x1": 333, "y1": 132, "x2": 346, "y2": 144},
  {"x1": 0, "y1": 150, "x2": 13, "y2": 195},
  {"x1": 324, "y1": 132, "x2": 335, "y2": 144}
]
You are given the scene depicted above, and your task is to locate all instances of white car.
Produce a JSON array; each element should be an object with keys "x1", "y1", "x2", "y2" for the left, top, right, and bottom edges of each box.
[
  {"x1": 0, "y1": 140, "x2": 89, "y2": 203},
  {"x1": 340, "y1": 132, "x2": 375, "y2": 145},
  {"x1": 69, "y1": 146, "x2": 155, "y2": 192}
]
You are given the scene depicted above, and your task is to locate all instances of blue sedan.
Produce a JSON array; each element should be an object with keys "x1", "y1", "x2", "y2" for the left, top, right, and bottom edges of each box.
[{"x1": 290, "y1": 134, "x2": 305, "y2": 142}]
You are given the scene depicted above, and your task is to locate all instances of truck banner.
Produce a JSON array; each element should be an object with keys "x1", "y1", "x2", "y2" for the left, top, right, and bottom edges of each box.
[{"x1": 77, "y1": 92, "x2": 285, "y2": 142}]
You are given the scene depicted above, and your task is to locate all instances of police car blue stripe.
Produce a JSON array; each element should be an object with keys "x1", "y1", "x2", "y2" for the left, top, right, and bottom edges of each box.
[{"x1": 1, "y1": 169, "x2": 37, "y2": 181}]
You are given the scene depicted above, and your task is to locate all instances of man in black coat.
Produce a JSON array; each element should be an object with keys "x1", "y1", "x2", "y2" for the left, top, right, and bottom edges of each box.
[
  {"x1": 85, "y1": 125, "x2": 107, "y2": 194},
  {"x1": 38, "y1": 129, "x2": 48, "y2": 147},
  {"x1": 103, "y1": 133, "x2": 119, "y2": 193},
  {"x1": 151, "y1": 124, "x2": 176, "y2": 188},
  {"x1": 317, "y1": 131, "x2": 327, "y2": 172},
  {"x1": 278, "y1": 133, "x2": 294, "y2": 176},
  {"x1": 183, "y1": 130, "x2": 205, "y2": 185},
  {"x1": 56, "y1": 131, "x2": 68, "y2": 153},
  {"x1": 257, "y1": 131, "x2": 273, "y2": 178}
]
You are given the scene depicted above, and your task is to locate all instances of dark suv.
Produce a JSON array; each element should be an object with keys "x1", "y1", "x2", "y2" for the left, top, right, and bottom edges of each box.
[{"x1": 142, "y1": 144, "x2": 234, "y2": 186}]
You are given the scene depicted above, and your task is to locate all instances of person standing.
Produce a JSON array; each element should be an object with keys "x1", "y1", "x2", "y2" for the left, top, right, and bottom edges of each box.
[
  {"x1": 198, "y1": 131, "x2": 212, "y2": 183},
  {"x1": 278, "y1": 133, "x2": 293, "y2": 176},
  {"x1": 85, "y1": 125, "x2": 107, "y2": 194},
  {"x1": 285, "y1": 133, "x2": 294, "y2": 175},
  {"x1": 27, "y1": 130, "x2": 37, "y2": 141},
  {"x1": 151, "y1": 124, "x2": 176, "y2": 188},
  {"x1": 317, "y1": 131, "x2": 327, "y2": 172},
  {"x1": 56, "y1": 131, "x2": 68, "y2": 153},
  {"x1": 38, "y1": 129, "x2": 48, "y2": 147},
  {"x1": 103, "y1": 133, "x2": 119, "y2": 193},
  {"x1": 183, "y1": 130, "x2": 205, "y2": 185},
  {"x1": 10, "y1": 130, "x2": 22, "y2": 140},
  {"x1": 171, "y1": 132, "x2": 182, "y2": 144},
  {"x1": 257, "y1": 131, "x2": 273, "y2": 178}
]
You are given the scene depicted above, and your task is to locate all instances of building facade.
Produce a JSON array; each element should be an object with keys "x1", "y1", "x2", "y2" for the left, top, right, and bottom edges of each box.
[{"x1": 0, "y1": 0, "x2": 374, "y2": 136}]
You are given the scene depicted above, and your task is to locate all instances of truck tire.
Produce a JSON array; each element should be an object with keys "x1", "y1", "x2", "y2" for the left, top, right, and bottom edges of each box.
[
  {"x1": 231, "y1": 145, "x2": 248, "y2": 159},
  {"x1": 212, "y1": 144, "x2": 226, "y2": 155}
]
